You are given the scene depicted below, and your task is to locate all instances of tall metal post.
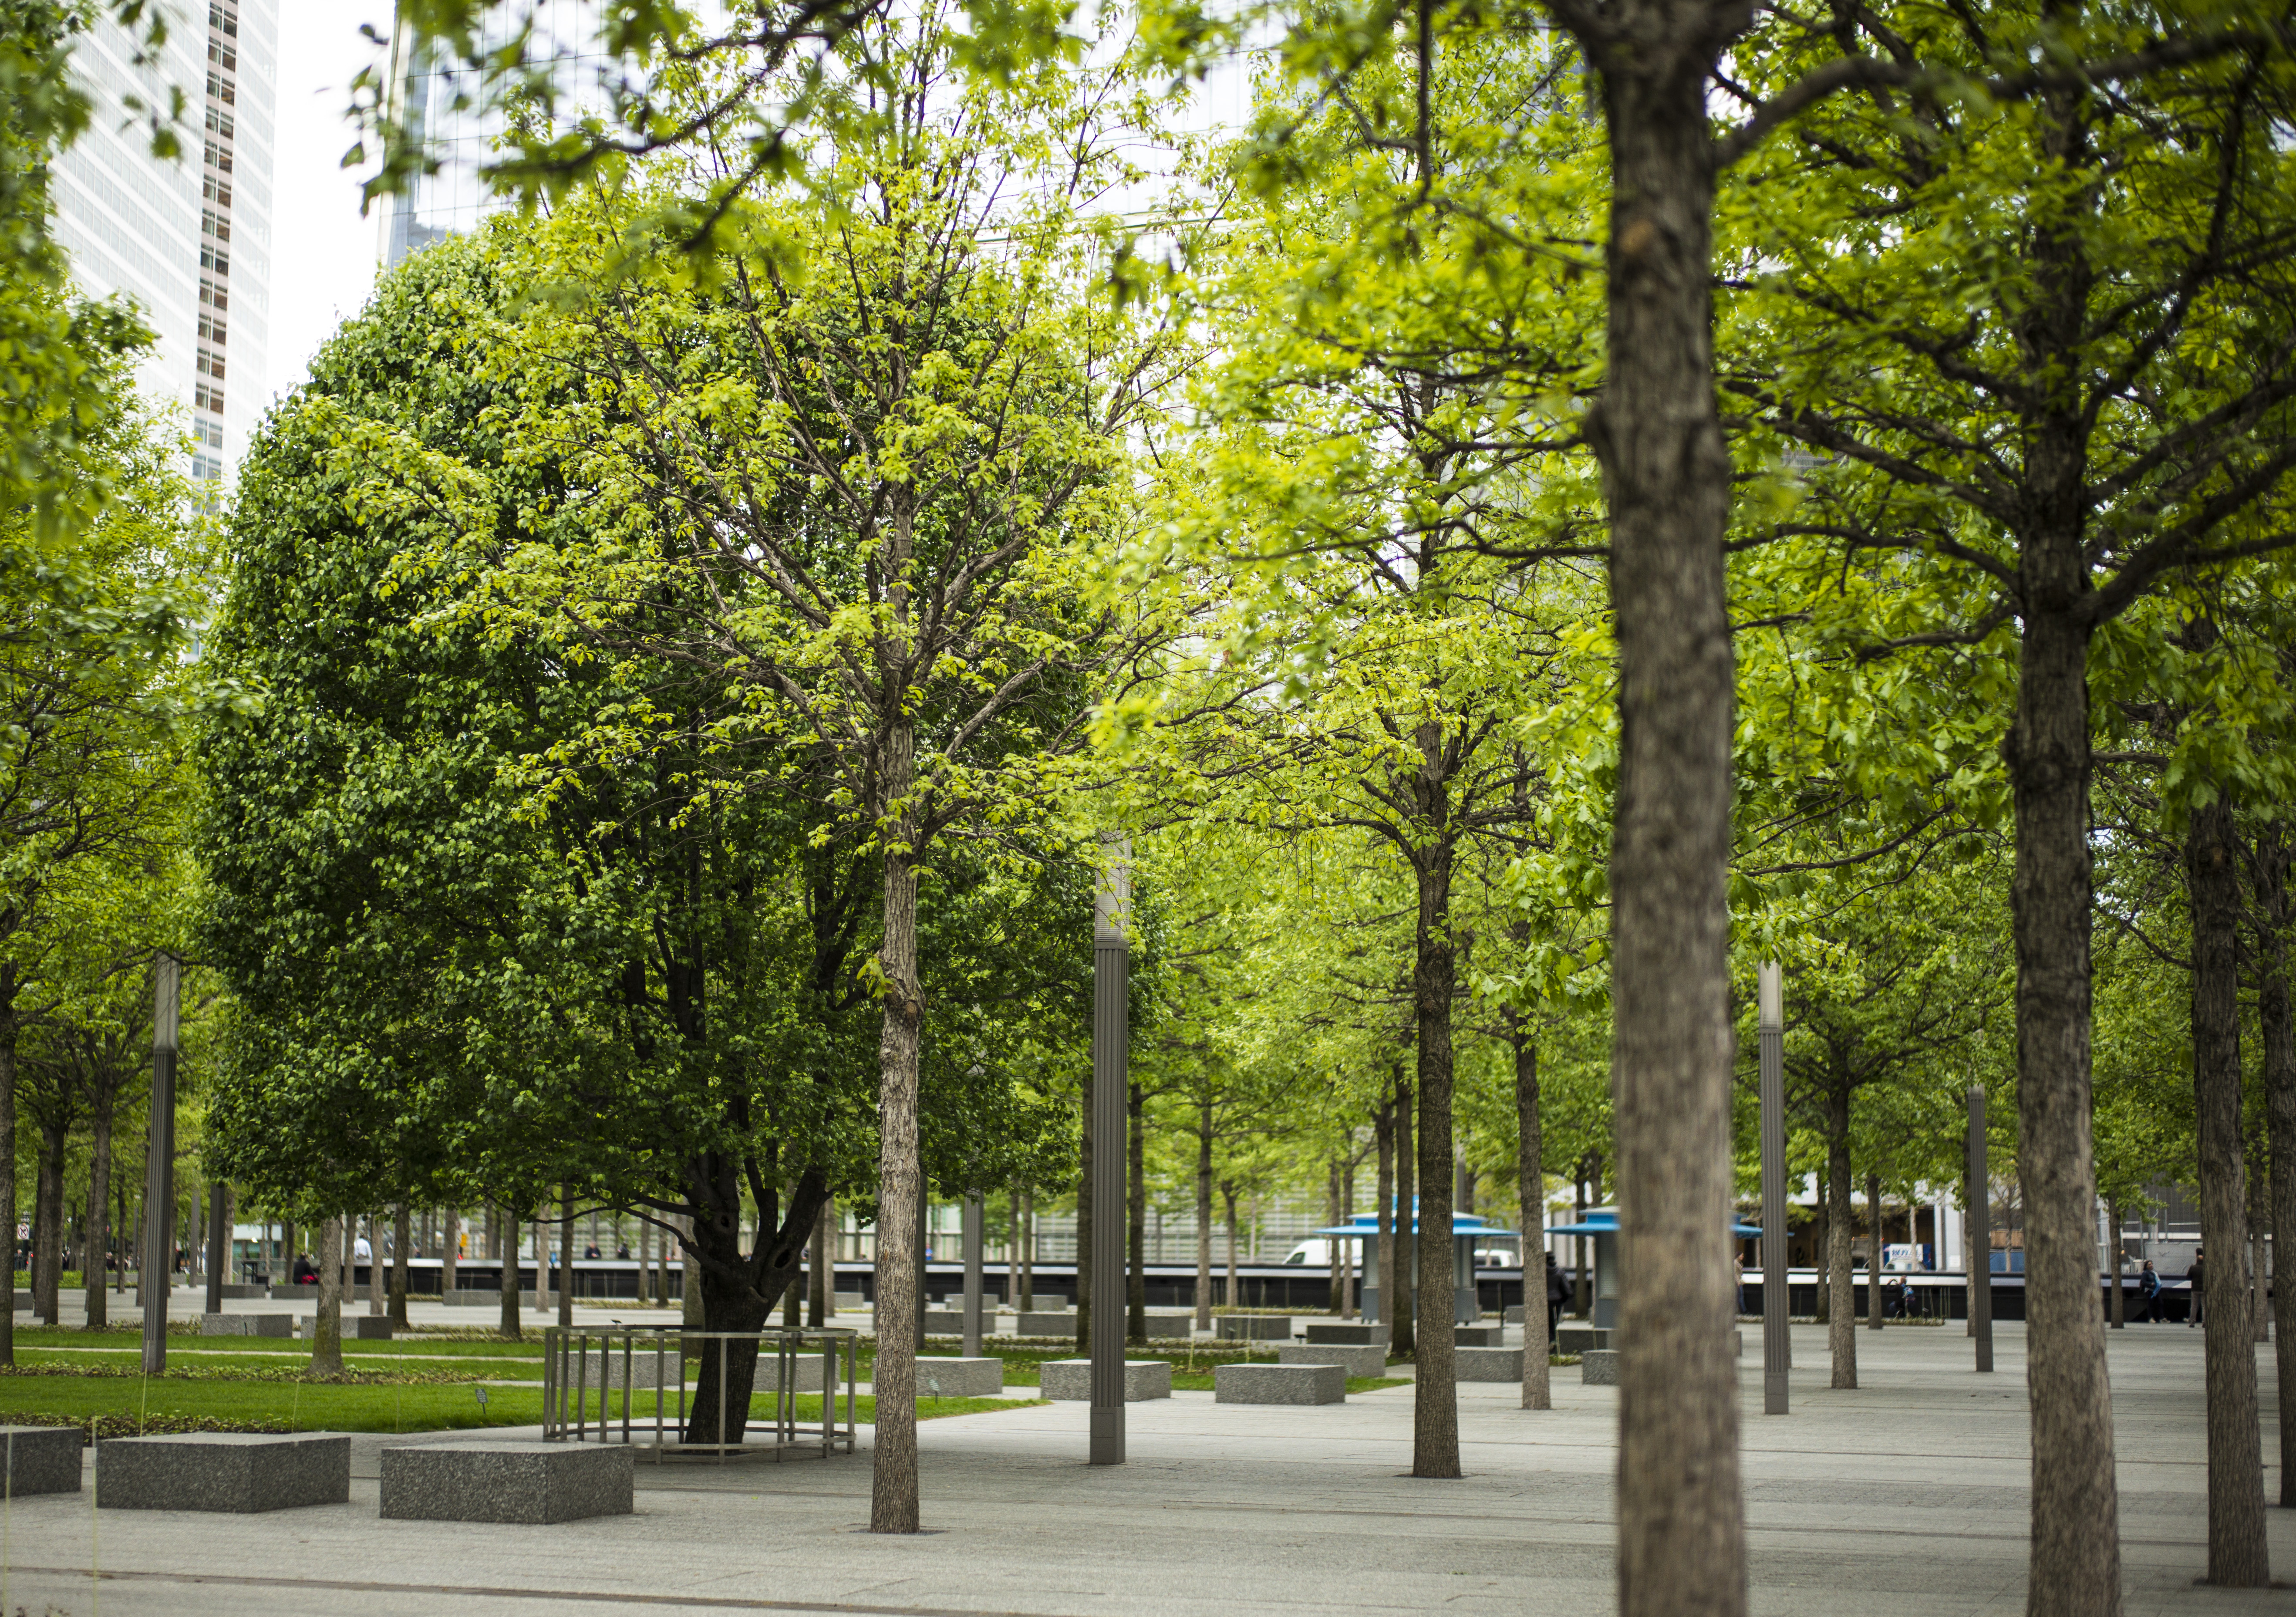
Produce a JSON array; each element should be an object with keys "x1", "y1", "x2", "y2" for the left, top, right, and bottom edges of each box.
[
  {"x1": 1089, "y1": 837, "x2": 1130, "y2": 1466},
  {"x1": 1759, "y1": 962, "x2": 1789, "y2": 1414},
  {"x1": 142, "y1": 953, "x2": 179, "y2": 1374},
  {"x1": 1968, "y1": 1084, "x2": 1993, "y2": 1373},
  {"x1": 962, "y1": 1193, "x2": 984, "y2": 1358}
]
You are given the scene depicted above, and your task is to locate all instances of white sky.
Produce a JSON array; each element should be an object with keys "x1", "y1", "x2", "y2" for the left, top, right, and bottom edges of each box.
[{"x1": 264, "y1": 3, "x2": 393, "y2": 406}]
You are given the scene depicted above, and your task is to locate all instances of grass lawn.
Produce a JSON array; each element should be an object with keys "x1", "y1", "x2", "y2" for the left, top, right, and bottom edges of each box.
[{"x1": 0, "y1": 1373, "x2": 1037, "y2": 1436}]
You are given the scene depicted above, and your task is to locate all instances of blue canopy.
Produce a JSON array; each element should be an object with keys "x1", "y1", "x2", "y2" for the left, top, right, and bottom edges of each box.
[
  {"x1": 1311, "y1": 1209, "x2": 1519, "y2": 1239},
  {"x1": 1548, "y1": 1206, "x2": 1763, "y2": 1239}
]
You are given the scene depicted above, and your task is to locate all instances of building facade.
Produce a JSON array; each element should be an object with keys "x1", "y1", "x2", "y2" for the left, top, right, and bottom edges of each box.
[{"x1": 50, "y1": 0, "x2": 275, "y2": 490}]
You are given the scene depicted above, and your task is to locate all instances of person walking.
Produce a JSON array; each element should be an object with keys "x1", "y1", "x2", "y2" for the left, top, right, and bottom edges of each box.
[
  {"x1": 2136, "y1": 1259, "x2": 2160, "y2": 1323},
  {"x1": 1544, "y1": 1252, "x2": 1566, "y2": 1346},
  {"x1": 2186, "y1": 1248, "x2": 2205, "y2": 1327}
]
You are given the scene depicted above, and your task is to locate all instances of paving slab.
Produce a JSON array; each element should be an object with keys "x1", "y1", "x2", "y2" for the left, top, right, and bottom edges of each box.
[{"x1": 0, "y1": 1325, "x2": 2286, "y2": 1616}]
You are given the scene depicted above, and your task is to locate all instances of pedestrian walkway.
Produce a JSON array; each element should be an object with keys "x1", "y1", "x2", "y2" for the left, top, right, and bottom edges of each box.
[{"x1": 1, "y1": 1321, "x2": 2283, "y2": 1615}]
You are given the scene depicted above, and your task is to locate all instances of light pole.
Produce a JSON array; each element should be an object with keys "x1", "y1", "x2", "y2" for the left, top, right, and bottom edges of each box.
[
  {"x1": 962, "y1": 1191, "x2": 984, "y2": 1358},
  {"x1": 1759, "y1": 961, "x2": 1789, "y2": 1415},
  {"x1": 1968, "y1": 1084, "x2": 1992, "y2": 1372},
  {"x1": 142, "y1": 952, "x2": 179, "y2": 1374},
  {"x1": 1089, "y1": 837, "x2": 1129, "y2": 1466}
]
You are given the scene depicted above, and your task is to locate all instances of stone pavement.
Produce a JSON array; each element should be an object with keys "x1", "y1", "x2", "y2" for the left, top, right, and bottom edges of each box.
[{"x1": 1, "y1": 1320, "x2": 2287, "y2": 1615}]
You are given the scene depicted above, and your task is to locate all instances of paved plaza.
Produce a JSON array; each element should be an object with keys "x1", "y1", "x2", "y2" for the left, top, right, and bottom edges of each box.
[{"x1": 2, "y1": 1320, "x2": 2288, "y2": 1616}]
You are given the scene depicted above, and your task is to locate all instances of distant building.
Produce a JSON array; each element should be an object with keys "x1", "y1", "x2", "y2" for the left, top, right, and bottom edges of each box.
[
  {"x1": 377, "y1": 0, "x2": 605, "y2": 270},
  {"x1": 50, "y1": 0, "x2": 276, "y2": 491}
]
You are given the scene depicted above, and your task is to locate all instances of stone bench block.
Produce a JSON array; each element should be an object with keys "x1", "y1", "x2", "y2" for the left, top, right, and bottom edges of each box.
[
  {"x1": 833, "y1": 1292, "x2": 866, "y2": 1310},
  {"x1": 380, "y1": 1440, "x2": 632, "y2": 1525},
  {"x1": 1503, "y1": 1304, "x2": 1525, "y2": 1324},
  {"x1": 216, "y1": 1283, "x2": 270, "y2": 1300},
  {"x1": 442, "y1": 1289, "x2": 505, "y2": 1306},
  {"x1": 1581, "y1": 1349, "x2": 1618, "y2": 1386},
  {"x1": 1017, "y1": 1312, "x2": 1081, "y2": 1337},
  {"x1": 1215, "y1": 1316, "x2": 1292, "y2": 1341},
  {"x1": 1038, "y1": 1359, "x2": 1171, "y2": 1401},
  {"x1": 917, "y1": 1357, "x2": 1004, "y2": 1398},
  {"x1": 201, "y1": 1313, "x2": 292, "y2": 1337},
  {"x1": 1303, "y1": 1322, "x2": 1386, "y2": 1346},
  {"x1": 351, "y1": 1317, "x2": 394, "y2": 1340},
  {"x1": 1, "y1": 1425, "x2": 83, "y2": 1496},
  {"x1": 97, "y1": 1432, "x2": 349, "y2": 1512},
  {"x1": 266, "y1": 1284, "x2": 321, "y2": 1301},
  {"x1": 1453, "y1": 1325, "x2": 1503, "y2": 1347},
  {"x1": 564, "y1": 1347, "x2": 676, "y2": 1391},
  {"x1": 1454, "y1": 1346, "x2": 1524, "y2": 1381},
  {"x1": 920, "y1": 1310, "x2": 971, "y2": 1334},
  {"x1": 1556, "y1": 1323, "x2": 1612, "y2": 1354},
  {"x1": 1276, "y1": 1342, "x2": 1385, "y2": 1378},
  {"x1": 1215, "y1": 1363, "x2": 1345, "y2": 1404}
]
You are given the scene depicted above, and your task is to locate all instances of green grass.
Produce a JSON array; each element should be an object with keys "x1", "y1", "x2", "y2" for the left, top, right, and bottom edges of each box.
[{"x1": 0, "y1": 1373, "x2": 1037, "y2": 1435}]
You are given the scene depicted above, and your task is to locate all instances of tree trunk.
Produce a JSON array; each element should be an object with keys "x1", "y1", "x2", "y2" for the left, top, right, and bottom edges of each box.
[
  {"x1": 530, "y1": 1218, "x2": 544, "y2": 1313},
  {"x1": 391, "y1": 1204, "x2": 411, "y2": 1326},
  {"x1": 2249, "y1": 1166, "x2": 2270, "y2": 1346},
  {"x1": 1340, "y1": 1159, "x2": 1356, "y2": 1319},
  {"x1": 1516, "y1": 1030, "x2": 1550, "y2": 1410},
  {"x1": 2003, "y1": 218, "x2": 2120, "y2": 1610},
  {"x1": 1866, "y1": 1173, "x2": 1883, "y2": 1332},
  {"x1": 1566, "y1": 3, "x2": 1750, "y2": 1604},
  {"x1": 0, "y1": 986, "x2": 17, "y2": 1364},
  {"x1": 1375, "y1": 1100, "x2": 1394, "y2": 1323},
  {"x1": 1326, "y1": 1159, "x2": 1342, "y2": 1316},
  {"x1": 1574, "y1": 1164, "x2": 1590, "y2": 1319},
  {"x1": 2107, "y1": 1200, "x2": 2124, "y2": 1329},
  {"x1": 1128, "y1": 1080, "x2": 1147, "y2": 1344},
  {"x1": 1812, "y1": 1177, "x2": 1830, "y2": 1326},
  {"x1": 1195, "y1": 1108, "x2": 1214, "y2": 1331},
  {"x1": 34, "y1": 1117, "x2": 64, "y2": 1324},
  {"x1": 1222, "y1": 1182, "x2": 1239, "y2": 1314},
  {"x1": 810, "y1": 1195, "x2": 830, "y2": 1327},
  {"x1": 310, "y1": 1215, "x2": 344, "y2": 1375},
  {"x1": 498, "y1": 1206, "x2": 522, "y2": 1340},
  {"x1": 2186, "y1": 793, "x2": 2268, "y2": 1583},
  {"x1": 559, "y1": 1188, "x2": 575, "y2": 1330},
  {"x1": 2255, "y1": 821, "x2": 2296, "y2": 1504},
  {"x1": 1412, "y1": 832, "x2": 1460, "y2": 1477},
  {"x1": 1825, "y1": 1090, "x2": 1855, "y2": 1388},
  {"x1": 1078, "y1": 1101, "x2": 1093, "y2": 1354},
  {"x1": 869, "y1": 825, "x2": 925, "y2": 1533},
  {"x1": 442, "y1": 1206, "x2": 458, "y2": 1304},
  {"x1": 86, "y1": 1088, "x2": 112, "y2": 1330},
  {"x1": 1019, "y1": 1184, "x2": 1033, "y2": 1310},
  {"x1": 367, "y1": 1214, "x2": 384, "y2": 1316},
  {"x1": 1393, "y1": 1070, "x2": 1416, "y2": 1358}
]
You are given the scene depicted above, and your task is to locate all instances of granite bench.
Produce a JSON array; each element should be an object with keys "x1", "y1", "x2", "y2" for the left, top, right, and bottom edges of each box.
[
  {"x1": 1038, "y1": 1359, "x2": 1171, "y2": 1401},
  {"x1": 380, "y1": 1440, "x2": 631, "y2": 1524},
  {"x1": 201, "y1": 1313, "x2": 292, "y2": 1337},
  {"x1": 96, "y1": 1432, "x2": 349, "y2": 1512},
  {"x1": 565, "y1": 1347, "x2": 678, "y2": 1391},
  {"x1": 1275, "y1": 1342, "x2": 1385, "y2": 1378},
  {"x1": 1453, "y1": 1325, "x2": 1504, "y2": 1347},
  {"x1": 916, "y1": 1356, "x2": 1004, "y2": 1398},
  {"x1": 1556, "y1": 1323, "x2": 1612, "y2": 1353},
  {"x1": 1581, "y1": 1349, "x2": 1618, "y2": 1385},
  {"x1": 1454, "y1": 1346, "x2": 1524, "y2": 1381},
  {"x1": 1, "y1": 1425, "x2": 82, "y2": 1496},
  {"x1": 1215, "y1": 1316, "x2": 1292, "y2": 1341},
  {"x1": 1214, "y1": 1363, "x2": 1345, "y2": 1404},
  {"x1": 1016, "y1": 1312, "x2": 1081, "y2": 1337},
  {"x1": 1303, "y1": 1322, "x2": 1386, "y2": 1346},
  {"x1": 350, "y1": 1316, "x2": 394, "y2": 1340}
]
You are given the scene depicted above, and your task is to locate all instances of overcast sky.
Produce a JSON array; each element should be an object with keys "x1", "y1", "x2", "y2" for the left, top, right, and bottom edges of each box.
[{"x1": 265, "y1": 3, "x2": 393, "y2": 407}]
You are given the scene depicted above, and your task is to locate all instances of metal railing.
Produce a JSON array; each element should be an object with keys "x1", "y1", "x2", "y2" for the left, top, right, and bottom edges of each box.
[{"x1": 541, "y1": 1325, "x2": 858, "y2": 1462}]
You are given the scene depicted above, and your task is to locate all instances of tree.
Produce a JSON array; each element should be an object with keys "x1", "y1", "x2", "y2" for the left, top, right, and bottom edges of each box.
[{"x1": 1730, "y1": 8, "x2": 2296, "y2": 1591}]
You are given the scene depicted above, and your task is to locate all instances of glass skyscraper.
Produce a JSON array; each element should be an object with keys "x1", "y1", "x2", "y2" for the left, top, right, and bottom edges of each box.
[
  {"x1": 378, "y1": 0, "x2": 605, "y2": 269},
  {"x1": 49, "y1": 0, "x2": 276, "y2": 489}
]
